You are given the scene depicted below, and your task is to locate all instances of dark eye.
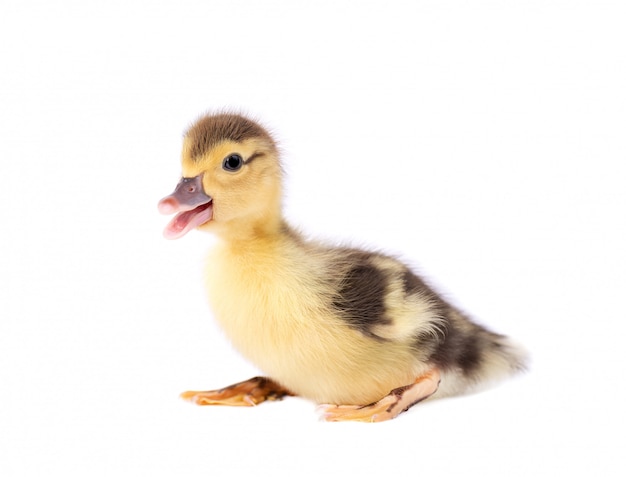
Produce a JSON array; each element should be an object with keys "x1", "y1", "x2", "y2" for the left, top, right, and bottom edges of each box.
[{"x1": 222, "y1": 153, "x2": 243, "y2": 171}]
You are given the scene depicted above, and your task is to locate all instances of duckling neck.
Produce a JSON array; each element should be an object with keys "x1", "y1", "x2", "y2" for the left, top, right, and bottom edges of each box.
[
  {"x1": 215, "y1": 213, "x2": 291, "y2": 245},
  {"x1": 213, "y1": 219, "x2": 302, "y2": 274}
]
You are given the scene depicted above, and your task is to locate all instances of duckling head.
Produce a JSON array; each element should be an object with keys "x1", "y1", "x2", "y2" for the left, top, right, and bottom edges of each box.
[{"x1": 158, "y1": 113, "x2": 282, "y2": 241}]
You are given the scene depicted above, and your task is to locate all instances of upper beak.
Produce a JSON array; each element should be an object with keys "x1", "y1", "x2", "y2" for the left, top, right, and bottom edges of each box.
[
  {"x1": 158, "y1": 175, "x2": 212, "y2": 215},
  {"x1": 158, "y1": 174, "x2": 214, "y2": 240}
]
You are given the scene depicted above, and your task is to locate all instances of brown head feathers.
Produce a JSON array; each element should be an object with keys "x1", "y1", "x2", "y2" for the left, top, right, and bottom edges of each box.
[{"x1": 185, "y1": 113, "x2": 276, "y2": 160}]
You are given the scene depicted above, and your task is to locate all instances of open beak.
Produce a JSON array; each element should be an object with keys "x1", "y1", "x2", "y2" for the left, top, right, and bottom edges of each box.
[{"x1": 158, "y1": 175, "x2": 213, "y2": 240}]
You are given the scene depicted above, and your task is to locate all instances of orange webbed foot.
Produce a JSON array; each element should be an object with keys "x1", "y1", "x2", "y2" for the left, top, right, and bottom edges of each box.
[
  {"x1": 181, "y1": 376, "x2": 295, "y2": 407},
  {"x1": 320, "y1": 368, "x2": 441, "y2": 422}
]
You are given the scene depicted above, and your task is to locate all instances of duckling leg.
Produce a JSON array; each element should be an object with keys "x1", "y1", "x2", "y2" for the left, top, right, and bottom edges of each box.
[
  {"x1": 181, "y1": 376, "x2": 295, "y2": 406},
  {"x1": 320, "y1": 368, "x2": 441, "y2": 423}
]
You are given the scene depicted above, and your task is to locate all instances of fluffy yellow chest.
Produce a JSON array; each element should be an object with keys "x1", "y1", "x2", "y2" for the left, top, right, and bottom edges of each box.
[{"x1": 205, "y1": 242, "x2": 332, "y2": 372}]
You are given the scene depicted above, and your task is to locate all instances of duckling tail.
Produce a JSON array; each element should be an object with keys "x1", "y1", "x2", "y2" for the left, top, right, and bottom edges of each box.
[{"x1": 427, "y1": 310, "x2": 529, "y2": 398}]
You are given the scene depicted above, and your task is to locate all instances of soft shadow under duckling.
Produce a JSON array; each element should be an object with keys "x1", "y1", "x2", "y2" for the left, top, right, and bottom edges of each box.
[{"x1": 159, "y1": 113, "x2": 527, "y2": 422}]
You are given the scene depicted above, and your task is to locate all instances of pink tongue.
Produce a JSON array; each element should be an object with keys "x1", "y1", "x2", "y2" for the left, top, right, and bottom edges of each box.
[{"x1": 163, "y1": 202, "x2": 213, "y2": 240}]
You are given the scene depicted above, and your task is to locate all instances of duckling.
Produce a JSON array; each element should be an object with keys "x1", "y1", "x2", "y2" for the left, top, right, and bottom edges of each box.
[{"x1": 158, "y1": 113, "x2": 527, "y2": 422}]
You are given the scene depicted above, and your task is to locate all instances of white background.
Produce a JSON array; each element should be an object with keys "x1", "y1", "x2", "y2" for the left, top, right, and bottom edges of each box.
[{"x1": 1, "y1": 0, "x2": 625, "y2": 475}]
